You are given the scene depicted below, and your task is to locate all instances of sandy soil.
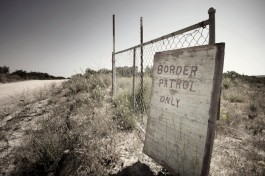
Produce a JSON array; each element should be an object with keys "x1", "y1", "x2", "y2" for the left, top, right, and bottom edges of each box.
[{"x1": 0, "y1": 80, "x2": 65, "y2": 107}]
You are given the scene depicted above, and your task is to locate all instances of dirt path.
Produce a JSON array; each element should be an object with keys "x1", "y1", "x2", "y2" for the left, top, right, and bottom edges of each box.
[{"x1": 0, "y1": 80, "x2": 65, "y2": 107}]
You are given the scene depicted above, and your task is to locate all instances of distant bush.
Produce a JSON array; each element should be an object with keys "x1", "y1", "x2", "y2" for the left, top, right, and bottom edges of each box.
[
  {"x1": 0, "y1": 65, "x2": 9, "y2": 74},
  {"x1": 97, "y1": 68, "x2": 112, "y2": 74},
  {"x1": 144, "y1": 66, "x2": 153, "y2": 77},
  {"x1": 11, "y1": 70, "x2": 65, "y2": 80},
  {"x1": 11, "y1": 70, "x2": 27, "y2": 78},
  {"x1": 0, "y1": 73, "x2": 21, "y2": 83},
  {"x1": 0, "y1": 67, "x2": 65, "y2": 83},
  {"x1": 84, "y1": 68, "x2": 111, "y2": 76},
  {"x1": 223, "y1": 71, "x2": 265, "y2": 84},
  {"x1": 224, "y1": 71, "x2": 239, "y2": 80},
  {"x1": 116, "y1": 66, "x2": 138, "y2": 77}
]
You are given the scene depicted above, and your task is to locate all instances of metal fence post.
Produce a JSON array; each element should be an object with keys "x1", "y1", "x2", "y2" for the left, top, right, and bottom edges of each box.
[
  {"x1": 140, "y1": 17, "x2": 144, "y2": 117},
  {"x1": 209, "y1": 7, "x2": 220, "y2": 122},
  {"x1": 112, "y1": 52, "x2": 116, "y2": 96},
  {"x1": 112, "y1": 14, "x2": 116, "y2": 97},
  {"x1": 132, "y1": 48, "x2": 136, "y2": 110},
  {"x1": 208, "y1": 7, "x2": 216, "y2": 44}
]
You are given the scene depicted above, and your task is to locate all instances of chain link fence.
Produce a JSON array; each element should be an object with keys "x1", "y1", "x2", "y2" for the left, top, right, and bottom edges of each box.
[{"x1": 112, "y1": 11, "x2": 215, "y2": 128}]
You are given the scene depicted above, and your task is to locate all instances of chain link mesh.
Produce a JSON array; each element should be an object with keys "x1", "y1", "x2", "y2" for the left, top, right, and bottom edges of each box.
[{"x1": 114, "y1": 26, "x2": 209, "y2": 125}]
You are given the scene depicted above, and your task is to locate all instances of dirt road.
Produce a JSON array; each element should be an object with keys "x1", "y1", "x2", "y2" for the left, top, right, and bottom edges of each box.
[{"x1": 0, "y1": 80, "x2": 65, "y2": 107}]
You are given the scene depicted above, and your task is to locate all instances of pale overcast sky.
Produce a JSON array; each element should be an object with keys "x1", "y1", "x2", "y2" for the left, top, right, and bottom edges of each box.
[{"x1": 0, "y1": 0, "x2": 264, "y2": 77}]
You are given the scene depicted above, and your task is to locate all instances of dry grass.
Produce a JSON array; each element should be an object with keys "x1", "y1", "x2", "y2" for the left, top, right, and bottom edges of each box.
[
  {"x1": 114, "y1": 76, "x2": 152, "y2": 130},
  {"x1": 210, "y1": 74, "x2": 265, "y2": 175},
  {"x1": 1, "y1": 72, "x2": 264, "y2": 176},
  {"x1": 1, "y1": 73, "x2": 121, "y2": 176}
]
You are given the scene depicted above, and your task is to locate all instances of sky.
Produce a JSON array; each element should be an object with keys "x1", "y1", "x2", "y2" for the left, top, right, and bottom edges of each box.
[{"x1": 0, "y1": 0, "x2": 264, "y2": 77}]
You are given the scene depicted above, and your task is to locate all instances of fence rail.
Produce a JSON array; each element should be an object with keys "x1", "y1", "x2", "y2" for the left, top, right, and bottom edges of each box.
[
  {"x1": 112, "y1": 8, "x2": 216, "y2": 126},
  {"x1": 115, "y1": 20, "x2": 209, "y2": 55}
]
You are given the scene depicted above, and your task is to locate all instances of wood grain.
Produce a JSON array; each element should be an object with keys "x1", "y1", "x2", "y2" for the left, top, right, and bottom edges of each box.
[{"x1": 143, "y1": 44, "x2": 225, "y2": 176}]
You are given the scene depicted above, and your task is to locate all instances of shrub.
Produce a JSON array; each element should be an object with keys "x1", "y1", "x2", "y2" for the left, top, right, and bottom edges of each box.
[
  {"x1": 100, "y1": 74, "x2": 112, "y2": 88},
  {"x1": 11, "y1": 70, "x2": 27, "y2": 78},
  {"x1": 64, "y1": 73, "x2": 111, "y2": 96},
  {"x1": 0, "y1": 65, "x2": 9, "y2": 74},
  {"x1": 63, "y1": 75, "x2": 89, "y2": 94},
  {"x1": 32, "y1": 87, "x2": 49, "y2": 102},
  {"x1": 90, "y1": 85, "x2": 105, "y2": 106},
  {"x1": 224, "y1": 71, "x2": 240, "y2": 80},
  {"x1": 228, "y1": 95, "x2": 244, "y2": 103},
  {"x1": 222, "y1": 78, "x2": 230, "y2": 90},
  {"x1": 116, "y1": 66, "x2": 135, "y2": 77},
  {"x1": 248, "y1": 101, "x2": 258, "y2": 119},
  {"x1": 12, "y1": 116, "x2": 79, "y2": 176}
]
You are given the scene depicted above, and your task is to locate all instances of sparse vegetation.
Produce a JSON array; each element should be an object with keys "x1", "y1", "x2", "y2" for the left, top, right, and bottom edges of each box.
[
  {"x1": 0, "y1": 70, "x2": 264, "y2": 175},
  {"x1": 1, "y1": 70, "x2": 119, "y2": 176},
  {"x1": 212, "y1": 71, "x2": 265, "y2": 175}
]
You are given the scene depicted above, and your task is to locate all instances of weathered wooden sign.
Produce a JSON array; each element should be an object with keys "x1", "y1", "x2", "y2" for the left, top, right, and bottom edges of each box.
[{"x1": 143, "y1": 43, "x2": 225, "y2": 176}]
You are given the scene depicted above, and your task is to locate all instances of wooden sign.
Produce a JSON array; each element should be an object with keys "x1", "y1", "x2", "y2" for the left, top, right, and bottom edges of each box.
[{"x1": 143, "y1": 43, "x2": 225, "y2": 176}]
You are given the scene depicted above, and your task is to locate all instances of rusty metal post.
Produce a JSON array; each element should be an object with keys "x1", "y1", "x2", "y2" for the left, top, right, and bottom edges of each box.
[
  {"x1": 132, "y1": 48, "x2": 136, "y2": 110},
  {"x1": 208, "y1": 7, "x2": 216, "y2": 44},
  {"x1": 140, "y1": 17, "x2": 144, "y2": 117},
  {"x1": 112, "y1": 14, "x2": 116, "y2": 97}
]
